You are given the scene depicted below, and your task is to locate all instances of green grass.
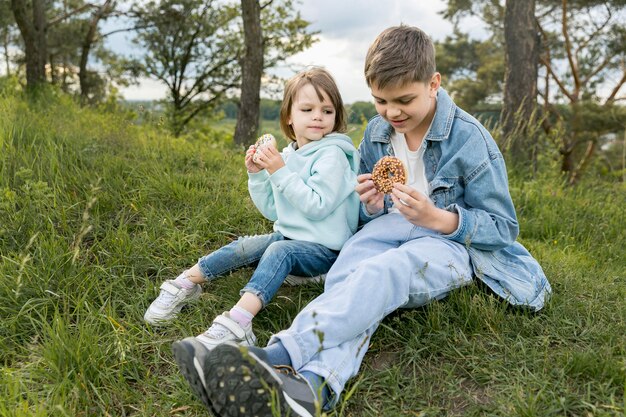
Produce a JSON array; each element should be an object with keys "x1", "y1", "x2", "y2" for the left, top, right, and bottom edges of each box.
[{"x1": 0, "y1": 91, "x2": 624, "y2": 417}]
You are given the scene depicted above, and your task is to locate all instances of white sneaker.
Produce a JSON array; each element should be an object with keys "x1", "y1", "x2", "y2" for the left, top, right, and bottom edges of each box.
[
  {"x1": 195, "y1": 312, "x2": 257, "y2": 350},
  {"x1": 284, "y1": 274, "x2": 326, "y2": 286},
  {"x1": 144, "y1": 279, "x2": 202, "y2": 325}
]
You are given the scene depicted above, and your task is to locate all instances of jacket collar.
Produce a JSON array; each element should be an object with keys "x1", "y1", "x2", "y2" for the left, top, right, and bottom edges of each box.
[{"x1": 370, "y1": 88, "x2": 456, "y2": 144}]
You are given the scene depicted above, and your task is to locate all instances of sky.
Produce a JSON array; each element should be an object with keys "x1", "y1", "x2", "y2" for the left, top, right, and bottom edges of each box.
[{"x1": 111, "y1": 0, "x2": 487, "y2": 104}]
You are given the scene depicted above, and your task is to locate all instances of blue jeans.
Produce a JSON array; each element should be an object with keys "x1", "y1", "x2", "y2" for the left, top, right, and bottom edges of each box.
[
  {"x1": 197, "y1": 232, "x2": 338, "y2": 307},
  {"x1": 268, "y1": 213, "x2": 473, "y2": 408}
]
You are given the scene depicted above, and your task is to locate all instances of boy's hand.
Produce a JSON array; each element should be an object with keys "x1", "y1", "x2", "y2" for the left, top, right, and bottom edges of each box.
[
  {"x1": 245, "y1": 145, "x2": 262, "y2": 173},
  {"x1": 356, "y1": 173, "x2": 384, "y2": 214},
  {"x1": 253, "y1": 145, "x2": 284, "y2": 174},
  {"x1": 391, "y1": 183, "x2": 459, "y2": 234}
]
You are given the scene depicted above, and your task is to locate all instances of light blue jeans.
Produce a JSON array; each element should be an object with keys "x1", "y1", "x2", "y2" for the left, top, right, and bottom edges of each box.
[
  {"x1": 197, "y1": 232, "x2": 338, "y2": 307},
  {"x1": 269, "y1": 213, "x2": 473, "y2": 407}
]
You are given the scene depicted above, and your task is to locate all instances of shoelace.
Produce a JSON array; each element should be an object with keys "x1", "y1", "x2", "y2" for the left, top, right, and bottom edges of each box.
[
  {"x1": 156, "y1": 290, "x2": 177, "y2": 305},
  {"x1": 203, "y1": 322, "x2": 230, "y2": 339},
  {"x1": 157, "y1": 282, "x2": 194, "y2": 306}
]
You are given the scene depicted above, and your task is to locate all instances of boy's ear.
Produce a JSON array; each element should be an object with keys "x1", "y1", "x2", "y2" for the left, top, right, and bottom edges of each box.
[{"x1": 429, "y1": 73, "x2": 441, "y2": 96}]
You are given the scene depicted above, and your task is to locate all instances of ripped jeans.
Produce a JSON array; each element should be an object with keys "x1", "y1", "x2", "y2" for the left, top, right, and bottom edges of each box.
[{"x1": 197, "y1": 232, "x2": 338, "y2": 307}]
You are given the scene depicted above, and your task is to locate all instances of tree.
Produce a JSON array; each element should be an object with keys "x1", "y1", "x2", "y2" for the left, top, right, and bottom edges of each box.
[
  {"x1": 234, "y1": 0, "x2": 315, "y2": 145},
  {"x1": 0, "y1": 0, "x2": 17, "y2": 76},
  {"x1": 536, "y1": 0, "x2": 626, "y2": 183},
  {"x1": 132, "y1": 0, "x2": 316, "y2": 138},
  {"x1": 132, "y1": 0, "x2": 241, "y2": 136},
  {"x1": 440, "y1": 0, "x2": 626, "y2": 183},
  {"x1": 438, "y1": 0, "x2": 505, "y2": 112},
  {"x1": 502, "y1": 0, "x2": 538, "y2": 164},
  {"x1": 8, "y1": 0, "x2": 124, "y2": 99},
  {"x1": 234, "y1": 0, "x2": 263, "y2": 146},
  {"x1": 435, "y1": 23, "x2": 505, "y2": 112},
  {"x1": 10, "y1": 0, "x2": 47, "y2": 90},
  {"x1": 78, "y1": 0, "x2": 116, "y2": 103}
]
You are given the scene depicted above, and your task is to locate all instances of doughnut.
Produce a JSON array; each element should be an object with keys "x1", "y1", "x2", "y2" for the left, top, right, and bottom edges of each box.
[
  {"x1": 371, "y1": 156, "x2": 407, "y2": 194},
  {"x1": 252, "y1": 133, "x2": 277, "y2": 163}
]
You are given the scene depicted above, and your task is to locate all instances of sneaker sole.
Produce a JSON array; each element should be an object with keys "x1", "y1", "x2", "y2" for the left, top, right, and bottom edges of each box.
[
  {"x1": 204, "y1": 343, "x2": 289, "y2": 417},
  {"x1": 172, "y1": 338, "x2": 218, "y2": 414},
  {"x1": 206, "y1": 344, "x2": 316, "y2": 417}
]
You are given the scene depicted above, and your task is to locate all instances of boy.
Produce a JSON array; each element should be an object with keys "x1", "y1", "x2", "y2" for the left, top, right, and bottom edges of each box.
[{"x1": 171, "y1": 25, "x2": 551, "y2": 417}]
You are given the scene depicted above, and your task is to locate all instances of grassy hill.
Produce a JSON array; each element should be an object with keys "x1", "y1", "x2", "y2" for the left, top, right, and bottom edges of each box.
[{"x1": 0, "y1": 92, "x2": 624, "y2": 416}]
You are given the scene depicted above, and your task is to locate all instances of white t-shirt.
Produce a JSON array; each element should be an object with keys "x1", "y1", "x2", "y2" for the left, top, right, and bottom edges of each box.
[{"x1": 388, "y1": 132, "x2": 430, "y2": 213}]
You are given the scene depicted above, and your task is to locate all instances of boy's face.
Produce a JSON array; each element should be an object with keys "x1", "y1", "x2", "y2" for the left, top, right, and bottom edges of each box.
[
  {"x1": 289, "y1": 83, "x2": 336, "y2": 148},
  {"x1": 370, "y1": 74, "x2": 440, "y2": 141}
]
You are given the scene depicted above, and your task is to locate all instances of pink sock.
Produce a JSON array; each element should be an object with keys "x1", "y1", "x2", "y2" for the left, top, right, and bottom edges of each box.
[
  {"x1": 229, "y1": 306, "x2": 254, "y2": 327},
  {"x1": 174, "y1": 270, "x2": 196, "y2": 289}
]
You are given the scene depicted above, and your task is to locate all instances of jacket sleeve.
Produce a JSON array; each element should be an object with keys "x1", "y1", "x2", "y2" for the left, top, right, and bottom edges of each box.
[
  {"x1": 357, "y1": 127, "x2": 386, "y2": 225},
  {"x1": 441, "y1": 152, "x2": 519, "y2": 251},
  {"x1": 248, "y1": 170, "x2": 278, "y2": 221},
  {"x1": 269, "y1": 147, "x2": 356, "y2": 221}
]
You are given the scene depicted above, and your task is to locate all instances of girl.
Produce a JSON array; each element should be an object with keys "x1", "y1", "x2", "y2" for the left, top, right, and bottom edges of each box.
[{"x1": 144, "y1": 67, "x2": 360, "y2": 351}]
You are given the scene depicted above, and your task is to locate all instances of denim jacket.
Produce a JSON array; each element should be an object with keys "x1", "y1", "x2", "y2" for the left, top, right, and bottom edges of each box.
[{"x1": 358, "y1": 88, "x2": 551, "y2": 311}]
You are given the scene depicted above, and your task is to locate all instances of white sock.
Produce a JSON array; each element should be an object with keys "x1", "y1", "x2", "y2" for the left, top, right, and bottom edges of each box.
[{"x1": 174, "y1": 270, "x2": 196, "y2": 289}]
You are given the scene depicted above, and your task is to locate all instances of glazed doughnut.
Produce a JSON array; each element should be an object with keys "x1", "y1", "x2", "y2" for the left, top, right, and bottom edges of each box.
[
  {"x1": 371, "y1": 156, "x2": 407, "y2": 194},
  {"x1": 252, "y1": 133, "x2": 277, "y2": 163}
]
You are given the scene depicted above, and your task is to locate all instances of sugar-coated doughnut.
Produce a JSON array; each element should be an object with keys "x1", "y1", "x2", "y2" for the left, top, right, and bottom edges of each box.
[
  {"x1": 371, "y1": 156, "x2": 407, "y2": 194},
  {"x1": 252, "y1": 134, "x2": 277, "y2": 163}
]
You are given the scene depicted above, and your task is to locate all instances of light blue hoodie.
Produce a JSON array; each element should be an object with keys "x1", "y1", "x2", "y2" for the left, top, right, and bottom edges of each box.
[{"x1": 248, "y1": 133, "x2": 360, "y2": 251}]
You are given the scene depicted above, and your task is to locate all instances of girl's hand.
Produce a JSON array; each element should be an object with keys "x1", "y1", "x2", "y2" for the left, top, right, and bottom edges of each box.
[
  {"x1": 245, "y1": 145, "x2": 262, "y2": 173},
  {"x1": 390, "y1": 183, "x2": 459, "y2": 234},
  {"x1": 356, "y1": 173, "x2": 384, "y2": 214},
  {"x1": 254, "y1": 145, "x2": 284, "y2": 174}
]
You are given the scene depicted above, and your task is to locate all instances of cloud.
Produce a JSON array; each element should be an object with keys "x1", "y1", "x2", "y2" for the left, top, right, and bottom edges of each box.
[
  {"x1": 116, "y1": 0, "x2": 460, "y2": 103},
  {"x1": 275, "y1": 1, "x2": 455, "y2": 103},
  {"x1": 298, "y1": 0, "x2": 452, "y2": 41}
]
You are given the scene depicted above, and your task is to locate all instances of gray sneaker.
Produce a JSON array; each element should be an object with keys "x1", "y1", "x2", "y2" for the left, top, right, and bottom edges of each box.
[
  {"x1": 172, "y1": 337, "x2": 217, "y2": 413},
  {"x1": 144, "y1": 276, "x2": 202, "y2": 325},
  {"x1": 172, "y1": 340, "x2": 319, "y2": 417}
]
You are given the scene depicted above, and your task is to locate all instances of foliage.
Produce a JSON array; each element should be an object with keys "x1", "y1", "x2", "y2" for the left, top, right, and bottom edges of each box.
[
  {"x1": 0, "y1": 90, "x2": 624, "y2": 417},
  {"x1": 436, "y1": 29, "x2": 505, "y2": 111},
  {"x1": 131, "y1": 0, "x2": 241, "y2": 137},
  {"x1": 259, "y1": 98, "x2": 281, "y2": 120},
  {"x1": 0, "y1": 0, "x2": 18, "y2": 76},
  {"x1": 131, "y1": 0, "x2": 316, "y2": 138},
  {"x1": 3, "y1": 0, "x2": 129, "y2": 102},
  {"x1": 215, "y1": 99, "x2": 377, "y2": 127},
  {"x1": 347, "y1": 101, "x2": 377, "y2": 125},
  {"x1": 438, "y1": 0, "x2": 626, "y2": 183}
]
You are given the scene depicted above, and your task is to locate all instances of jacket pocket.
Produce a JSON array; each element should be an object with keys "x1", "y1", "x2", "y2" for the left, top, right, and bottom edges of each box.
[{"x1": 429, "y1": 178, "x2": 458, "y2": 208}]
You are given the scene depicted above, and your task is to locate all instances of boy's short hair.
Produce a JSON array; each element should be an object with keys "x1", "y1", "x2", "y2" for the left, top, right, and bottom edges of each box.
[
  {"x1": 364, "y1": 25, "x2": 436, "y2": 89},
  {"x1": 279, "y1": 67, "x2": 347, "y2": 141}
]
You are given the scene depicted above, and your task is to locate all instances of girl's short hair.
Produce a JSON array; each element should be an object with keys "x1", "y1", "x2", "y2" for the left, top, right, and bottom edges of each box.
[
  {"x1": 279, "y1": 67, "x2": 347, "y2": 141},
  {"x1": 364, "y1": 25, "x2": 436, "y2": 89}
]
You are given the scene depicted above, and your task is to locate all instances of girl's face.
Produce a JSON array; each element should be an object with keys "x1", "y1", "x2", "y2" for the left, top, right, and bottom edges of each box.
[{"x1": 289, "y1": 83, "x2": 336, "y2": 148}]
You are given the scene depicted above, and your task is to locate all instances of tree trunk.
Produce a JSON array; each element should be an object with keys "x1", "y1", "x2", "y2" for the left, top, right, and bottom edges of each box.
[
  {"x1": 80, "y1": 0, "x2": 114, "y2": 104},
  {"x1": 2, "y1": 30, "x2": 10, "y2": 76},
  {"x1": 234, "y1": 0, "x2": 263, "y2": 147},
  {"x1": 502, "y1": 0, "x2": 538, "y2": 165},
  {"x1": 11, "y1": 0, "x2": 47, "y2": 89}
]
